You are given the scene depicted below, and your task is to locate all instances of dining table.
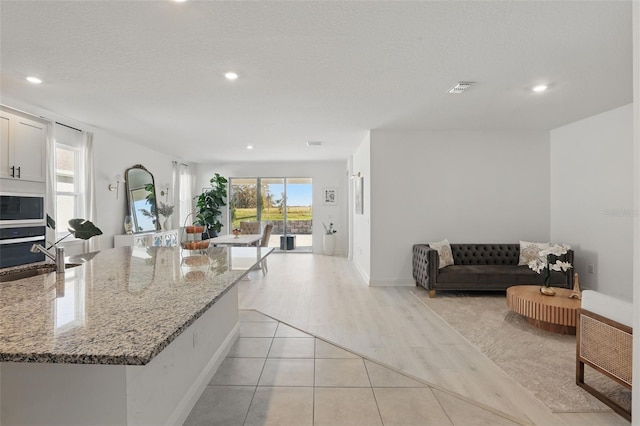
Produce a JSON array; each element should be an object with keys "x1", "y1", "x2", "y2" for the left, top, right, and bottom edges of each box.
[{"x1": 210, "y1": 234, "x2": 262, "y2": 246}]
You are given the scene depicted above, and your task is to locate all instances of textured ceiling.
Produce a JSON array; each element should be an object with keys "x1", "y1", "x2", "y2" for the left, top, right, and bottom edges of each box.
[{"x1": 0, "y1": 1, "x2": 633, "y2": 163}]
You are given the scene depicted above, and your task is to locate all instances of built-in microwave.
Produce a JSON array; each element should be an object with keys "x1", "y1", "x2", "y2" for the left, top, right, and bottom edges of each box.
[{"x1": 0, "y1": 193, "x2": 45, "y2": 225}]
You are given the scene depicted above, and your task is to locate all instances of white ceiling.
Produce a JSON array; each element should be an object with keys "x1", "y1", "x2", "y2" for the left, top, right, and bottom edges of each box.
[{"x1": 0, "y1": 1, "x2": 633, "y2": 163}]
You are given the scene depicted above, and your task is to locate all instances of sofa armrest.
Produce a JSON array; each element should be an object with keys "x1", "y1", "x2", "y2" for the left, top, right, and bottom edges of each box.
[
  {"x1": 412, "y1": 244, "x2": 440, "y2": 291},
  {"x1": 412, "y1": 244, "x2": 431, "y2": 289}
]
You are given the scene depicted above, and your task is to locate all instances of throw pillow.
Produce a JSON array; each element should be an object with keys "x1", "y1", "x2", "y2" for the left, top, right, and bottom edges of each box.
[
  {"x1": 518, "y1": 241, "x2": 550, "y2": 266},
  {"x1": 429, "y1": 239, "x2": 454, "y2": 269}
]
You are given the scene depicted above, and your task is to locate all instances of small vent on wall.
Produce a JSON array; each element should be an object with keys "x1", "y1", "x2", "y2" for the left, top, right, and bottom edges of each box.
[{"x1": 448, "y1": 82, "x2": 474, "y2": 94}]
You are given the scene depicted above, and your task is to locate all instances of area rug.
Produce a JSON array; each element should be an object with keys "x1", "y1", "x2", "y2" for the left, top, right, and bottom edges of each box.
[{"x1": 411, "y1": 289, "x2": 631, "y2": 414}]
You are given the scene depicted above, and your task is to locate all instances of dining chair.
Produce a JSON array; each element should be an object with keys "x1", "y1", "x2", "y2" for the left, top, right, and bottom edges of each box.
[{"x1": 259, "y1": 224, "x2": 273, "y2": 274}]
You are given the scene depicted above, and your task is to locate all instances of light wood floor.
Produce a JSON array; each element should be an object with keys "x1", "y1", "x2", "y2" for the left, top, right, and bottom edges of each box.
[{"x1": 238, "y1": 253, "x2": 629, "y2": 426}]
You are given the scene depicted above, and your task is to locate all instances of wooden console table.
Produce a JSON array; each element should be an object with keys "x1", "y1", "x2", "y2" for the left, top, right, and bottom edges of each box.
[{"x1": 506, "y1": 285, "x2": 581, "y2": 334}]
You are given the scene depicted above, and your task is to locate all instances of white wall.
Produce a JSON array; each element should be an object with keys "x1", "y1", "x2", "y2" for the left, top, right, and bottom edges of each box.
[
  {"x1": 550, "y1": 104, "x2": 634, "y2": 300},
  {"x1": 351, "y1": 133, "x2": 371, "y2": 282},
  {"x1": 195, "y1": 161, "x2": 349, "y2": 256},
  {"x1": 93, "y1": 131, "x2": 178, "y2": 249},
  {"x1": 368, "y1": 130, "x2": 552, "y2": 286}
]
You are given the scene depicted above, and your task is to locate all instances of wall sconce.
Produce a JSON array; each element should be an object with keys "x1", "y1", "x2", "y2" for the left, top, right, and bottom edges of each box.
[
  {"x1": 108, "y1": 174, "x2": 122, "y2": 199},
  {"x1": 160, "y1": 183, "x2": 170, "y2": 202}
]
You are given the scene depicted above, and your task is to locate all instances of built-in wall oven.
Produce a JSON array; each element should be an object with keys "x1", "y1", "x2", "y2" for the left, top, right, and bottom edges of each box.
[
  {"x1": 0, "y1": 193, "x2": 46, "y2": 268},
  {"x1": 0, "y1": 226, "x2": 46, "y2": 268}
]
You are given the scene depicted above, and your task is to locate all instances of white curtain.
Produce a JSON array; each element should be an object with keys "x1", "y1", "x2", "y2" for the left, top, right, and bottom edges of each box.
[
  {"x1": 178, "y1": 163, "x2": 193, "y2": 227},
  {"x1": 171, "y1": 161, "x2": 179, "y2": 230},
  {"x1": 45, "y1": 122, "x2": 56, "y2": 247},
  {"x1": 81, "y1": 131, "x2": 99, "y2": 252}
]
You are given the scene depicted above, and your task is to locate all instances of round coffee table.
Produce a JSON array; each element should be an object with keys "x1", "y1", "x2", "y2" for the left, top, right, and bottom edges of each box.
[{"x1": 506, "y1": 285, "x2": 581, "y2": 334}]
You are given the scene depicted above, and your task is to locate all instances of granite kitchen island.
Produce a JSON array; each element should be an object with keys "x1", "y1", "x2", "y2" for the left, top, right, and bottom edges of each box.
[{"x1": 0, "y1": 245, "x2": 271, "y2": 425}]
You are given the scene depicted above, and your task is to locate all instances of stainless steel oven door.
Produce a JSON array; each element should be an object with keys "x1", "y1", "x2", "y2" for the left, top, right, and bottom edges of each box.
[
  {"x1": 0, "y1": 236, "x2": 46, "y2": 269},
  {"x1": 0, "y1": 226, "x2": 46, "y2": 269}
]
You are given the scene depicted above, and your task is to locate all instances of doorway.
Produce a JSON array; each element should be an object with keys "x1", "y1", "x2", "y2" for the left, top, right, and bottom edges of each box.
[{"x1": 229, "y1": 177, "x2": 313, "y2": 252}]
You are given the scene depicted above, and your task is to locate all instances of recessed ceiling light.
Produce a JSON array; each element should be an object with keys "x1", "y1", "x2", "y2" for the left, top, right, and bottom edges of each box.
[
  {"x1": 225, "y1": 72, "x2": 238, "y2": 81},
  {"x1": 532, "y1": 84, "x2": 548, "y2": 93},
  {"x1": 26, "y1": 76, "x2": 42, "y2": 84},
  {"x1": 448, "y1": 81, "x2": 474, "y2": 94},
  {"x1": 246, "y1": 145, "x2": 254, "y2": 150},
  {"x1": 173, "y1": 0, "x2": 187, "y2": 3},
  {"x1": 306, "y1": 141, "x2": 323, "y2": 146}
]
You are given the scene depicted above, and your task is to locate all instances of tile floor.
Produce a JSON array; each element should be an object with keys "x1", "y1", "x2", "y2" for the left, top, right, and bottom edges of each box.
[{"x1": 183, "y1": 310, "x2": 525, "y2": 426}]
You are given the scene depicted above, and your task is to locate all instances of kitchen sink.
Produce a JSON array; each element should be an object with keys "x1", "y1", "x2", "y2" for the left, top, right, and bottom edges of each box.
[{"x1": 0, "y1": 263, "x2": 81, "y2": 283}]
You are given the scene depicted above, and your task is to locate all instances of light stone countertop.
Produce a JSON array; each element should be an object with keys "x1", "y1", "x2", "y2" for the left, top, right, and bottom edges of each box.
[{"x1": 0, "y1": 246, "x2": 271, "y2": 365}]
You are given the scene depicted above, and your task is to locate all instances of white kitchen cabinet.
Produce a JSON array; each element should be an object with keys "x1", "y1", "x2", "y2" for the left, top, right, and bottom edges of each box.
[{"x1": 0, "y1": 108, "x2": 47, "y2": 183}]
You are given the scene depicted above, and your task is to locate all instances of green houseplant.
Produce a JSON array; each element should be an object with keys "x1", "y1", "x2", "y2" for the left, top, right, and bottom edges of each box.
[{"x1": 194, "y1": 173, "x2": 228, "y2": 238}]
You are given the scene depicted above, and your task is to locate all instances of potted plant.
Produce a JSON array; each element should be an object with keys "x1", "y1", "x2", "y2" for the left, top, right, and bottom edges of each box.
[{"x1": 194, "y1": 173, "x2": 228, "y2": 239}]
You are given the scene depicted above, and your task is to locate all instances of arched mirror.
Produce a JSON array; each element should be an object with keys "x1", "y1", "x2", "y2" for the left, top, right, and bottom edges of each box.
[{"x1": 125, "y1": 164, "x2": 160, "y2": 233}]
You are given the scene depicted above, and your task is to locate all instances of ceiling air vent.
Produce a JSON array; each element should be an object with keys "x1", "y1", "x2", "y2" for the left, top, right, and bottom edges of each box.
[
  {"x1": 306, "y1": 141, "x2": 323, "y2": 146},
  {"x1": 448, "y1": 82, "x2": 474, "y2": 94}
]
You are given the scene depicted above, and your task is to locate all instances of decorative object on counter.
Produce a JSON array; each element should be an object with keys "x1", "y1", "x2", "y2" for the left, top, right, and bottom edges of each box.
[
  {"x1": 51, "y1": 218, "x2": 103, "y2": 246},
  {"x1": 569, "y1": 272, "x2": 582, "y2": 299},
  {"x1": 124, "y1": 215, "x2": 133, "y2": 234},
  {"x1": 194, "y1": 173, "x2": 228, "y2": 239},
  {"x1": 156, "y1": 202, "x2": 174, "y2": 231},
  {"x1": 322, "y1": 222, "x2": 337, "y2": 256},
  {"x1": 124, "y1": 164, "x2": 161, "y2": 233},
  {"x1": 30, "y1": 218, "x2": 103, "y2": 274},
  {"x1": 232, "y1": 228, "x2": 242, "y2": 238},
  {"x1": 181, "y1": 223, "x2": 209, "y2": 251},
  {"x1": 527, "y1": 243, "x2": 573, "y2": 296}
]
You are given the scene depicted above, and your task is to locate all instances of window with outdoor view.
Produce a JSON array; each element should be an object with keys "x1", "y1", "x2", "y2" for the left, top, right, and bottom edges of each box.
[{"x1": 55, "y1": 145, "x2": 80, "y2": 238}]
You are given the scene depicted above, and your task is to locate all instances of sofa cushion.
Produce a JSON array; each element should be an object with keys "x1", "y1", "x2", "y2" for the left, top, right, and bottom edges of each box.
[
  {"x1": 518, "y1": 241, "x2": 550, "y2": 266},
  {"x1": 429, "y1": 239, "x2": 454, "y2": 269},
  {"x1": 437, "y1": 265, "x2": 567, "y2": 285}
]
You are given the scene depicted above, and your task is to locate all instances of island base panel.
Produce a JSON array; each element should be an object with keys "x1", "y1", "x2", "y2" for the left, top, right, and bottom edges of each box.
[{"x1": 0, "y1": 286, "x2": 239, "y2": 426}]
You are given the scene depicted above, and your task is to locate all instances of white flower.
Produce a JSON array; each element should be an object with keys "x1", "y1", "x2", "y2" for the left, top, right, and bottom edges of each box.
[
  {"x1": 549, "y1": 260, "x2": 572, "y2": 272},
  {"x1": 527, "y1": 242, "x2": 572, "y2": 275},
  {"x1": 528, "y1": 258, "x2": 546, "y2": 273},
  {"x1": 539, "y1": 243, "x2": 570, "y2": 257}
]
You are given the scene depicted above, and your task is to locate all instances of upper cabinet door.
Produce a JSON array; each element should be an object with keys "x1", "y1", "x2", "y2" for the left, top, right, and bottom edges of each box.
[
  {"x1": 0, "y1": 109, "x2": 47, "y2": 183},
  {"x1": 13, "y1": 117, "x2": 46, "y2": 182},
  {"x1": 0, "y1": 113, "x2": 11, "y2": 179}
]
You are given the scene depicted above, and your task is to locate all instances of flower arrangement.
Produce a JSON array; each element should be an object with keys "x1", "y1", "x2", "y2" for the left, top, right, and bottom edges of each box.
[
  {"x1": 157, "y1": 202, "x2": 174, "y2": 219},
  {"x1": 322, "y1": 222, "x2": 337, "y2": 235},
  {"x1": 527, "y1": 243, "x2": 573, "y2": 289}
]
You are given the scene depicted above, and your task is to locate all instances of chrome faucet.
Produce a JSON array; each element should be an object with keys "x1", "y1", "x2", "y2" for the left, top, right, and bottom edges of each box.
[{"x1": 30, "y1": 244, "x2": 65, "y2": 273}]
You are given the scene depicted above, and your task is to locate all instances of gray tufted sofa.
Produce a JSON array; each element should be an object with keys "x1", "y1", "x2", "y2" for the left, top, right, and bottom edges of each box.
[{"x1": 412, "y1": 243, "x2": 574, "y2": 298}]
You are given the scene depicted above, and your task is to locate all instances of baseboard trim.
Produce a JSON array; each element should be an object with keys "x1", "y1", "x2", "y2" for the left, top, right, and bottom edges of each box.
[
  {"x1": 352, "y1": 259, "x2": 370, "y2": 284},
  {"x1": 167, "y1": 322, "x2": 240, "y2": 426},
  {"x1": 368, "y1": 278, "x2": 414, "y2": 287}
]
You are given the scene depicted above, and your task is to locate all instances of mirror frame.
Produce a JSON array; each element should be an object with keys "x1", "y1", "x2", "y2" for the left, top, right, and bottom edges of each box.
[{"x1": 124, "y1": 164, "x2": 161, "y2": 233}]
